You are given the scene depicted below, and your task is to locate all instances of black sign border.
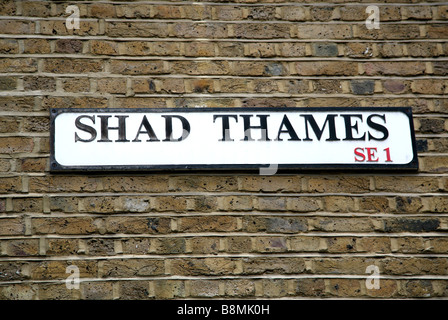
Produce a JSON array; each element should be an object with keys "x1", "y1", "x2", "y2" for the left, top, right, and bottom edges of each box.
[{"x1": 49, "y1": 107, "x2": 418, "y2": 173}]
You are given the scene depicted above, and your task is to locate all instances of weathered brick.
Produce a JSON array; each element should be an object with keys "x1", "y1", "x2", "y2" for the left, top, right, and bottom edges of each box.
[
  {"x1": 295, "y1": 278, "x2": 326, "y2": 297},
  {"x1": 297, "y1": 24, "x2": 352, "y2": 39},
  {"x1": 110, "y1": 60, "x2": 165, "y2": 75},
  {"x1": 23, "y1": 39, "x2": 51, "y2": 54},
  {"x1": 0, "y1": 116, "x2": 19, "y2": 133},
  {"x1": 0, "y1": 0, "x2": 16, "y2": 16},
  {"x1": 280, "y1": 42, "x2": 307, "y2": 57},
  {"x1": 42, "y1": 96, "x2": 108, "y2": 109},
  {"x1": 344, "y1": 43, "x2": 374, "y2": 58},
  {"x1": 12, "y1": 197, "x2": 42, "y2": 213},
  {"x1": 0, "y1": 218, "x2": 26, "y2": 236},
  {"x1": 172, "y1": 60, "x2": 230, "y2": 75},
  {"x1": 219, "y1": 195, "x2": 253, "y2": 211},
  {"x1": 61, "y1": 78, "x2": 90, "y2": 93},
  {"x1": 384, "y1": 218, "x2": 440, "y2": 233},
  {"x1": 0, "y1": 262, "x2": 29, "y2": 281},
  {"x1": 312, "y1": 217, "x2": 374, "y2": 232},
  {"x1": 22, "y1": 1, "x2": 52, "y2": 17},
  {"x1": 46, "y1": 238, "x2": 79, "y2": 256},
  {"x1": 40, "y1": 20, "x2": 100, "y2": 36},
  {"x1": 119, "y1": 281, "x2": 150, "y2": 300},
  {"x1": 281, "y1": 7, "x2": 307, "y2": 21},
  {"x1": 433, "y1": 61, "x2": 448, "y2": 76},
  {"x1": 178, "y1": 216, "x2": 239, "y2": 232},
  {"x1": 257, "y1": 197, "x2": 287, "y2": 211},
  {"x1": 152, "y1": 196, "x2": 187, "y2": 212},
  {"x1": 55, "y1": 39, "x2": 84, "y2": 54},
  {"x1": 224, "y1": 279, "x2": 256, "y2": 297},
  {"x1": 0, "y1": 77, "x2": 16, "y2": 91},
  {"x1": 359, "y1": 196, "x2": 391, "y2": 213},
  {"x1": 246, "y1": 6, "x2": 277, "y2": 20},
  {"x1": 243, "y1": 257, "x2": 305, "y2": 275},
  {"x1": 234, "y1": 23, "x2": 289, "y2": 39},
  {"x1": 383, "y1": 257, "x2": 448, "y2": 275},
  {"x1": 31, "y1": 260, "x2": 97, "y2": 280},
  {"x1": 0, "y1": 58, "x2": 37, "y2": 73},
  {"x1": 107, "y1": 22, "x2": 170, "y2": 38},
  {"x1": 0, "y1": 20, "x2": 34, "y2": 34},
  {"x1": 400, "y1": 280, "x2": 434, "y2": 298},
  {"x1": 0, "y1": 176, "x2": 22, "y2": 193},
  {"x1": 43, "y1": 59, "x2": 103, "y2": 74},
  {"x1": 412, "y1": 79, "x2": 447, "y2": 94},
  {"x1": 365, "y1": 279, "x2": 398, "y2": 298},
  {"x1": 357, "y1": 237, "x2": 391, "y2": 253},
  {"x1": 407, "y1": 42, "x2": 440, "y2": 57},
  {"x1": 105, "y1": 216, "x2": 171, "y2": 234},
  {"x1": 182, "y1": 42, "x2": 214, "y2": 57},
  {"x1": 356, "y1": 24, "x2": 420, "y2": 40},
  {"x1": 289, "y1": 236, "x2": 321, "y2": 252},
  {"x1": 363, "y1": 62, "x2": 426, "y2": 76},
  {"x1": 4, "y1": 239, "x2": 39, "y2": 257},
  {"x1": 313, "y1": 43, "x2": 338, "y2": 57},
  {"x1": 170, "y1": 258, "x2": 238, "y2": 276},
  {"x1": 253, "y1": 236, "x2": 288, "y2": 252},
  {"x1": 382, "y1": 79, "x2": 410, "y2": 94},
  {"x1": 153, "y1": 280, "x2": 185, "y2": 299},
  {"x1": 426, "y1": 25, "x2": 448, "y2": 38},
  {"x1": 90, "y1": 40, "x2": 119, "y2": 55},
  {"x1": 287, "y1": 197, "x2": 322, "y2": 212},
  {"x1": 189, "y1": 280, "x2": 220, "y2": 298},
  {"x1": 217, "y1": 42, "x2": 244, "y2": 57},
  {"x1": 115, "y1": 4, "x2": 152, "y2": 18},
  {"x1": 86, "y1": 238, "x2": 116, "y2": 256},
  {"x1": 313, "y1": 257, "x2": 378, "y2": 275},
  {"x1": 23, "y1": 76, "x2": 56, "y2": 91},
  {"x1": 215, "y1": 6, "x2": 244, "y2": 20},
  {"x1": 82, "y1": 282, "x2": 114, "y2": 300},
  {"x1": 393, "y1": 237, "x2": 427, "y2": 253},
  {"x1": 295, "y1": 61, "x2": 358, "y2": 76},
  {"x1": 307, "y1": 176, "x2": 370, "y2": 193},
  {"x1": 259, "y1": 279, "x2": 287, "y2": 298},
  {"x1": 0, "y1": 39, "x2": 19, "y2": 54},
  {"x1": 22, "y1": 117, "x2": 49, "y2": 133},
  {"x1": 32, "y1": 217, "x2": 101, "y2": 235},
  {"x1": 0, "y1": 284, "x2": 37, "y2": 300},
  {"x1": 246, "y1": 43, "x2": 276, "y2": 58},
  {"x1": 325, "y1": 237, "x2": 357, "y2": 253},
  {"x1": 89, "y1": 3, "x2": 116, "y2": 18},
  {"x1": 97, "y1": 78, "x2": 127, "y2": 94},
  {"x1": 102, "y1": 258, "x2": 164, "y2": 278},
  {"x1": 375, "y1": 176, "x2": 440, "y2": 193},
  {"x1": 227, "y1": 236, "x2": 252, "y2": 253},
  {"x1": 189, "y1": 237, "x2": 220, "y2": 254}
]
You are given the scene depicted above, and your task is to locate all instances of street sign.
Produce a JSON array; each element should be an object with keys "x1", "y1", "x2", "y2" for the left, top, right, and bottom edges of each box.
[{"x1": 50, "y1": 107, "x2": 418, "y2": 172}]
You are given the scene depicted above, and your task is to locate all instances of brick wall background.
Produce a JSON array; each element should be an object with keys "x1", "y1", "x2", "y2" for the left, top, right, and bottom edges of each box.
[{"x1": 0, "y1": 0, "x2": 448, "y2": 300}]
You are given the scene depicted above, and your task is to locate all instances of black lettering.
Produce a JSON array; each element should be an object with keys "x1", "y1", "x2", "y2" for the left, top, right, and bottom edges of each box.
[
  {"x1": 342, "y1": 114, "x2": 366, "y2": 141},
  {"x1": 301, "y1": 114, "x2": 340, "y2": 141},
  {"x1": 98, "y1": 115, "x2": 129, "y2": 142},
  {"x1": 213, "y1": 114, "x2": 238, "y2": 141},
  {"x1": 75, "y1": 115, "x2": 97, "y2": 142},
  {"x1": 276, "y1": 115, "x2": 300, "y2": 141},
  {"x1": 162, "y1": 115, "x2": 190, "y2": 141},
  {"x1": 132, "y1": 115, "x2": 160, "y2": 142},
  {"x1": 240, "y1": 114, "x2": 270, "y2": 141},
  {"x1": 367, "y1": 114, "x2": 389, "y2": 141}
]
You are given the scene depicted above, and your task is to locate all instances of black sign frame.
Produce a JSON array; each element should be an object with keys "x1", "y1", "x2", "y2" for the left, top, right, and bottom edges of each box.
[{"x1": 49, "y1": 107, "x2": 418, "y2": 173}]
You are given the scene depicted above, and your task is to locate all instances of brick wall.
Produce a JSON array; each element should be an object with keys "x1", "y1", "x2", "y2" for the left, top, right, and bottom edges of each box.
[{"x1": 0, "y1": 0, "x2": 447, "y2": 300}]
